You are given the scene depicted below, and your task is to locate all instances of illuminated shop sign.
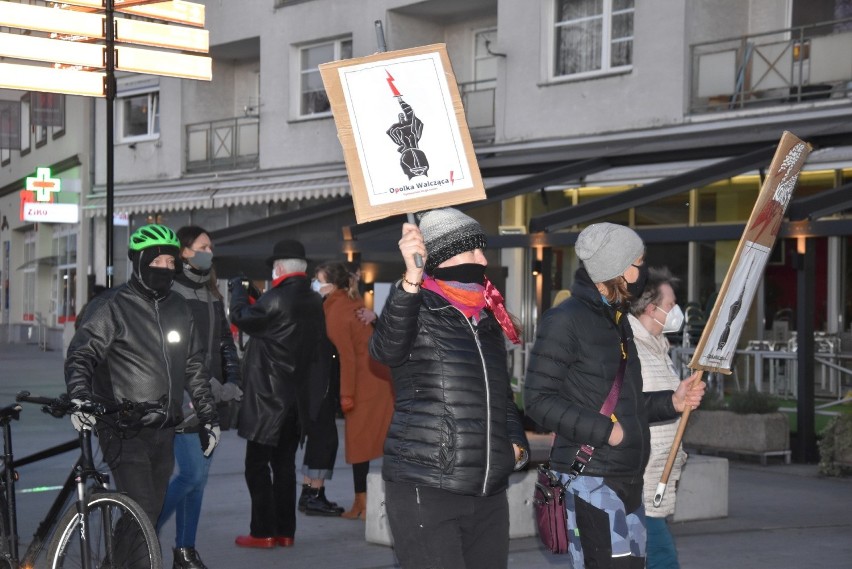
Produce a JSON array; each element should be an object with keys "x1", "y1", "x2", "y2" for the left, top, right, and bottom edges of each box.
[{"x1": 20, "y1": 168, "x2": 79, "y2": 224}]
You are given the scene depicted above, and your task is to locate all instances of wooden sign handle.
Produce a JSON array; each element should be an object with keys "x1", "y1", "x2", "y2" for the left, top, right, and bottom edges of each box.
[{"x1": 653, "y1": 369, "x2": 704, "y2": 507}]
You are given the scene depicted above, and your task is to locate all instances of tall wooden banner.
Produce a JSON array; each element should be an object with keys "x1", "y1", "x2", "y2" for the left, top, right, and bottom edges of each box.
[
  {"x1": 319, "y1": 44, "x2": 485, "y2": 224},
  {"x1": 690, "y1": 131, "x2": 811, "y2": 373},
  {"x1": 655, "y1": 131, "x2": 811, "y2": 507}
]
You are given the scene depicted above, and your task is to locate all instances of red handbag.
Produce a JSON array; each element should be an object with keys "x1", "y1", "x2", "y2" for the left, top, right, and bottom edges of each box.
[
  {"x1": 534, "y1": 463, "x2": 570, "y2": 553},
  {"x1": 533, "y1": 322, "x2": 628, "y2": 554}
]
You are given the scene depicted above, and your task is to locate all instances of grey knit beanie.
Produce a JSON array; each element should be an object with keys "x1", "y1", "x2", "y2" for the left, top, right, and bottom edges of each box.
[
  {"x1": 575, "y1": 223, "x2": 644, "y2": 283},
  {"x1": 417, "y1": 208, "x2": 487, "y2": 273}
]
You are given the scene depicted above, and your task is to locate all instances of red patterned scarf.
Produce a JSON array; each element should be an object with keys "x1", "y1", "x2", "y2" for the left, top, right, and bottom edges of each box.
[{"x1": 422, "y1": 276, "x2": 521, "y2": 345}]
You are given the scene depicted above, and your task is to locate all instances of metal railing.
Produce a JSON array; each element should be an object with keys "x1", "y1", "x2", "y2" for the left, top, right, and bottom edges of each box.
[
  {"x1": 690, "y1": 18, "x2": 852, "y2": 114},
  {"x1": 185, "y1": 116, "x2": 260, "y2": 173}
]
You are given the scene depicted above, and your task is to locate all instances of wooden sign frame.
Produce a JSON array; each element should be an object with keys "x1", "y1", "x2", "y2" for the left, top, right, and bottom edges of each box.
[
  {"x1": 319, "y1": 43, "x2": 485, "y2": 224},
  {"x1": 690, "y1": 131, "x2": 811, "y2": 373}
]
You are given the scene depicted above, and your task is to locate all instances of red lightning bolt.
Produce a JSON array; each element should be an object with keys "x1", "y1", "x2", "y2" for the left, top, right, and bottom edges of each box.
[
  {"x1": 386, "y1": 70, "x2": 401, "y2": 96},
  {"x1": 450, "y1": 171, "x2": 454, "y2": 185}
]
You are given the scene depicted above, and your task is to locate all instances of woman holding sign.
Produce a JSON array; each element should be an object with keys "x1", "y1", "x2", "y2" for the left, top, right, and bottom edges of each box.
[
  {"x1": 369, "y1": 208, "x2": 530, "y2": 569},
  {"x1": 524, "y1": 223, "x2": 705, "y2": 569}
]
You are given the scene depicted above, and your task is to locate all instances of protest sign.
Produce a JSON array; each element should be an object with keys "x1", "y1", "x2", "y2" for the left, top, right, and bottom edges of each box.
[{"x1": 320, "y1": 43, "x2": 485, "y2": 223}]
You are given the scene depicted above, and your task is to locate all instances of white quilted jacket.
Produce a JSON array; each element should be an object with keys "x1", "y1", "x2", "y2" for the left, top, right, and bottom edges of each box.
[{"x1": 628, "y1": 314, "x2": 688, "y2": 517}]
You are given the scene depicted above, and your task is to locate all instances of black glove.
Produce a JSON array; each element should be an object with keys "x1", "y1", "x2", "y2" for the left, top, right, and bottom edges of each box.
[
  {"x1": 227, "y1": 277, "x2": 245, "y2": 293},
  {"x1": 198, "y1": 423, "x2": 221, "y2": 457}
]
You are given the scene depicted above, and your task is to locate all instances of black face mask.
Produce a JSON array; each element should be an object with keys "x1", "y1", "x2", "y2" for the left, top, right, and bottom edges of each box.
[
  {"x1": 140, "y1": 266, "x2": 175, "y2": 297},
  {"x1": 624, "y1": 262, "x2": 649, "y2": 299},
  {"x1": 431, "y1": 263, "x2": 486, "y2": 284}
]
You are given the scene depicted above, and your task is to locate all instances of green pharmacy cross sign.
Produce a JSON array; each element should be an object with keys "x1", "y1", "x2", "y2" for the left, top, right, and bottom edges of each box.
[
  {"x1": 20, "y1": 167, "x2": 78, "y2": 224},
  {"x1": 26, "y1": 168, "x2": 61, "y2": 202}
]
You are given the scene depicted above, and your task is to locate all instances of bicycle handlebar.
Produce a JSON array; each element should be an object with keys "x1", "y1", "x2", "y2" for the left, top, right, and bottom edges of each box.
[{"x1": 15, "y1": 391, "x2": 165, "y2": 425}]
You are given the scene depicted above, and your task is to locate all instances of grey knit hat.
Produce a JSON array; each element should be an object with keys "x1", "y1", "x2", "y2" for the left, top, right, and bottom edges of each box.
[
  {"x1": 417, "y1": 208, "x2": 487, "y2": 273},
  {"x1": 575, "y1": 223, "x2": 644, "y2": 283}
]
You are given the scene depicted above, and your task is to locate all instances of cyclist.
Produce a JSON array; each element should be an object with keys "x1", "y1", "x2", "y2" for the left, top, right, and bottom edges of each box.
[{"x1": 65, "y1": 224, "x2": 219, "y2": 526}]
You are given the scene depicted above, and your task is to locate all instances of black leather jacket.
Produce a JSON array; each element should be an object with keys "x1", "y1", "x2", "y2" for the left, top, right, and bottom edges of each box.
[
  {"x1": 524, "y1": 268, "x2": 677, "y2": 481},
  {"x1": 230, "y1": 273, "x2": 325, "y2": 446},
  {"x1": 369, "y1": 283, "x2": 529, "y2": 497},
  {"x1": 65, "y1": 277, "x2": 217, "y2": 428}
]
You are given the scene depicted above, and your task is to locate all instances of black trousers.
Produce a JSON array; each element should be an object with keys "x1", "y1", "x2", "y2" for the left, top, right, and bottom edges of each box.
[
  {"x1": 244, "y1": 407, "x2": 300, "y2": 538},
  {"x1": 385, "y1": 480, "x2": 509, "y2": 569},
  {"x1": 97, "y1": 426, "x2": 175, "y2": 526},
  {"x1": 302, "y1": 394, "x2": 339, "y2": 474}
]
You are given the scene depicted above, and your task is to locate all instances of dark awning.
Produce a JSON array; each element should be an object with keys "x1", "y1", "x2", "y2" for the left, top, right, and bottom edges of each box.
[
  {"x1": 347, "y1": 158, "x2": 612, "y2": 239},
  {"x1": 528, "y1": 145, "x2": 778, "y2": 232},
  {"x1": 212, "y1": 197, "x2": 352, "y2": 245},
  {"x1": 477, "y1": 157, "x2": 611, "y2": 206},
  {"x1": 786, "y1": 180, "x2": 852, "y2": 220}
]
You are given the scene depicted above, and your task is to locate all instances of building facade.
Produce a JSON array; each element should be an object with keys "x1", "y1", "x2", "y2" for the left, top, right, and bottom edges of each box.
[{"x1": 1, "y1": 0, "x2": 851, "y2": 373}]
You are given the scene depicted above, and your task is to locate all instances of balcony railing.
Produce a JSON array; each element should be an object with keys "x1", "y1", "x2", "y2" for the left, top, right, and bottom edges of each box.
[
  {"x1": 458, "y1": 79, "x2": 496, "y2": 140},
  {"x1": 690, "y1": 18, "x2": 852, "y2": 114},
  {"x1": 185, "y1": 116, "x2": 259, "y2": 174}
]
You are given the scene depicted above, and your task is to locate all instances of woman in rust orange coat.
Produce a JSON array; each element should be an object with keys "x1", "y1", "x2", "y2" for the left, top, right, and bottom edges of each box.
[{"x1": 313, "y1": 261, "x2": 394, "y2": 520}]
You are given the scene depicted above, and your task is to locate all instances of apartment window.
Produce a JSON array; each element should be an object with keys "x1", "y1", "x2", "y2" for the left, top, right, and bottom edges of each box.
[
  {"x1": 298, "y1": 38, "x2": 352, "y2": 116},
  {"x1": 474, "y1": 28, "x2": 499, "y2": 85},
  {"x1": 117, "y1": 91, "x2": 160, "y2": 142},
  {"x1": 51, "y1": 95, "x2": 66, "y2": 139},
  {"x1": 20, "y1": 93, "x2": 31, "y2": 156},
  {"x1": 34, "y1": 123, "x2": 47, "y2": 148},
  {"x1": 553, "y1": 0, "x2": 634, "y2": 78}
]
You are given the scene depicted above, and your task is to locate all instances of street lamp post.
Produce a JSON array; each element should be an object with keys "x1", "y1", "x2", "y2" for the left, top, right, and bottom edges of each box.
[
  {"x1": 0, "y1": 0, "x2": 211, "y2": 288},
  {"x1": 105, "y1": 0, "x2": 116, "y2": 288}
]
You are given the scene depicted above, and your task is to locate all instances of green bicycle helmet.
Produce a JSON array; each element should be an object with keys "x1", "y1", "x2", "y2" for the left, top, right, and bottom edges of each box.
[{"x1": 129, "y1": 224, "x2": 180, "y2": 251}]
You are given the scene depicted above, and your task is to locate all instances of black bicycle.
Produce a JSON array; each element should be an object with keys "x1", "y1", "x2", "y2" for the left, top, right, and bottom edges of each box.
[{"x1": 0, "y1": 391, "x2": 163, "y2": 569}]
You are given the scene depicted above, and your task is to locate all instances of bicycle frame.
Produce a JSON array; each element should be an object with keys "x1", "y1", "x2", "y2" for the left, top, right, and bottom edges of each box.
[
  {"x1": 0, "y1": 413, "x2": 108, "y2": 568},
  {"x1": 73, "y1": 426, "x2": 112, "y2": 569}
]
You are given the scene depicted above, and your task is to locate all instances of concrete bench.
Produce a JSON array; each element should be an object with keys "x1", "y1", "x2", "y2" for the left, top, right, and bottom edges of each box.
[
  {"x1": 672, "y1": 455, "x2": 729, "y2": 522},
  {"x1": 366, "y1": 470, "x2": 538, "y2": 546},
  {"x1": 366, "y1": 454, "x2": 728, "y2": 545}
]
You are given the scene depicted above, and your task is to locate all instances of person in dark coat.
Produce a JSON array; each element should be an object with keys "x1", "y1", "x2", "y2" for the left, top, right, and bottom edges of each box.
[
  {"x1": 369, "y1": 208, "x2": 530, "y2": 569},
  {"x1": 66, "y1": 224, "x2": 219, "y2": 528},
  {"x1": 229, "y1": 239, "x2": 326, "y2": 549},
  {"x1": 524, "y1": 223, "x2": 706, "y2": 569},
  {"x1": 157, "y1": 226, "x2": 243, "y2": 569}
]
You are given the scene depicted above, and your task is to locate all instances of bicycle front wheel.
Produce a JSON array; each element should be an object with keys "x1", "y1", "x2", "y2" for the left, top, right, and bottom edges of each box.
[{"x1": 47, "y1": 492, "x2": 162, "y2": 569}]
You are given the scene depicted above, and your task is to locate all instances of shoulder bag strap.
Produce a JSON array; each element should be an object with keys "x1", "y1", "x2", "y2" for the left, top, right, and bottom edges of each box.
[{"x1": 548, "y1": 311, "x2": 629, "y2": 479}]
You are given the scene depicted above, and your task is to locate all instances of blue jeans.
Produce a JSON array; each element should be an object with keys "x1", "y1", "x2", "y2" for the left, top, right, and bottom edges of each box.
[
  {"x1": 646, "y1": 516, "x2": 680, "y2": 569},
  {"x1": 157, "y1": 432, "x2": 212, "y2": 548}
]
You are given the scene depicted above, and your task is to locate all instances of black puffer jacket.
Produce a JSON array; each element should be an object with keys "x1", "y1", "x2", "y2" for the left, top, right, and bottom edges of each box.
[
  {"x1": 369, "y1": 284, "x2": 529, "y2": 497},
  {"x1": 230, "y1": 274, "x2": 325, "y2": 446},
  {"x1": 65, "y1": 277, "x2": 217, "y2": 428},
  {"x1": 524, "y1": 268, "x2": 676, "y2": 481}
]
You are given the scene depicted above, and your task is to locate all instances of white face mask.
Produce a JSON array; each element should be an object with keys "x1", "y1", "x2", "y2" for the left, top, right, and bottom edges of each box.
[
  {"x1": 311, "y1": 278, "x2": 332, "y2": 297},
  {"x1": 654, "y1": 304, "x2": 684, "y2": 334}
]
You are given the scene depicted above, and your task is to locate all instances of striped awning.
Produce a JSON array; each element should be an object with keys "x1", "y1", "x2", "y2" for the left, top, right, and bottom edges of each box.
[{"x1": 83, "y1": 173, "x2": 350, "y2": 217}]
